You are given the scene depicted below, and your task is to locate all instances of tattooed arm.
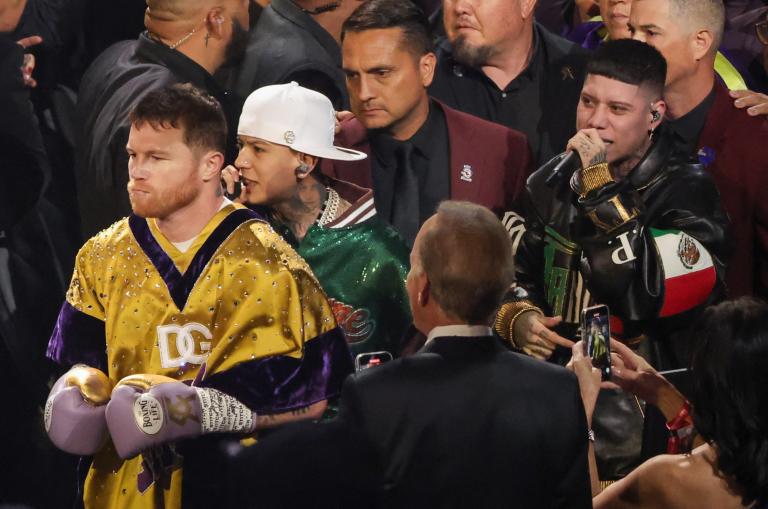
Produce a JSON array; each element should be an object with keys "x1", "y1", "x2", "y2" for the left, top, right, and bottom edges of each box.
[{"x1": 255, "y1": 400, "x2": 328, "y2": 429}]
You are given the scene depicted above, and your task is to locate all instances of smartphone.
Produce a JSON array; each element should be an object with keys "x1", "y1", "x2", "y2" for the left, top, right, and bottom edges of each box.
[
  {"x1": 581, "y1": 304, "x2": 612, "y2": 380},
  {"x1": 221, "y1": 179, "x2": 242, "y2": 201},
  {"x1": 354, "y1": 351, "x2": 393, "y2": 372}
]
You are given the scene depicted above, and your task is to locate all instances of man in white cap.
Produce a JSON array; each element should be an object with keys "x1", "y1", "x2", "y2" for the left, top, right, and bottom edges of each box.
[{"x1": 223, "y1": 82, "x2": 412, "y2": 358}]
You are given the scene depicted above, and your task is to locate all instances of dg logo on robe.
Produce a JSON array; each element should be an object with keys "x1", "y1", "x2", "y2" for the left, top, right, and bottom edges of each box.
[{"x1": 157, "y1": 322, "x2": 213, "y2": 368}]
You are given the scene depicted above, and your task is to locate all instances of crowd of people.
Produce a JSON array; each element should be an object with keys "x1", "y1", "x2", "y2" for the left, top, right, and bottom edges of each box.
[{"x1": 1, "y1": 0, "x2": 767, "y2": 507}]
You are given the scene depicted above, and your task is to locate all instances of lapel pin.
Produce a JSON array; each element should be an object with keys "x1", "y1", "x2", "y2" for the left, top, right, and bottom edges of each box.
[
  {"x1": 561, "y1": 66, "x2": 575, "y2": 81},
  {"x1": 460, "y1": 164, "x2": 473, "y2": 182},
  {"x1": 697, "y1": 146, "x2": 715, "y2": 167}
]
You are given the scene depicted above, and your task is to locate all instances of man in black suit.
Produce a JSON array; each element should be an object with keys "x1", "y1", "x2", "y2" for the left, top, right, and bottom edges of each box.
[
  {"x1": 221, "y1": 201, "x2": 591, "y2": 508},
  {"x1": 337, "y1": 201, "x2": 593, "y2": 508}
]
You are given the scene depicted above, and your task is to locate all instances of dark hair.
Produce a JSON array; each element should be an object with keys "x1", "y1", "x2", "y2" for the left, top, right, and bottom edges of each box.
[
  {"x1": 418, "y1": 201, "x2": 514, "y2": 324},
  {"x1": 689, "y1": 297, "x2": 768, "y2": 506},
  {"x1": 129, "y1": 83, "x2": 227, "y2": 153},
  {"x1": 341, "y1": 0, "x2": 432, "y2": 56},
  {"x1": 586, "y1": 39, "x2": 667, "y2": 99}
]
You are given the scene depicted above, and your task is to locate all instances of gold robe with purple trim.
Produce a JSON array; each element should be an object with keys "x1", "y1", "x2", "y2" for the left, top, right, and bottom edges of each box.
[{"x1": 47, "y1": 203, "x2": 352, "y2": 509}]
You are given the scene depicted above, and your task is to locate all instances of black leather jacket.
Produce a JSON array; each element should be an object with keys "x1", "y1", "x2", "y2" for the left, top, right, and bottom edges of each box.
[
  {"x1": 234, "y1": 0, "x2": 349, "y2": 110},
  {"x1": 514, "y1": 127, "x2": 729, "y2": 344}
]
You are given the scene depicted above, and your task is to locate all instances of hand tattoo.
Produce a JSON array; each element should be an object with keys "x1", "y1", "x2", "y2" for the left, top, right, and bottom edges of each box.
[{"x1": 588, "y1": 150, "x2": 607, "y2": 166}]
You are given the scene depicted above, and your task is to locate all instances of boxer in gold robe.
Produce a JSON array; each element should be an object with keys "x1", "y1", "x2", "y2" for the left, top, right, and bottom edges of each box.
[{"x1": 44, "y1": 83, "x2": 352, "y2": 508}]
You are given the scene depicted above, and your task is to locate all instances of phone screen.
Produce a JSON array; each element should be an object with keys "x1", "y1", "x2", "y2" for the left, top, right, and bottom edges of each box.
[
  {"x1": 581, "y1": 305, "x2": 611, "y2": 380},
  {"x1": 354, "y1": 351, "x2": 393, "y2": 372}
]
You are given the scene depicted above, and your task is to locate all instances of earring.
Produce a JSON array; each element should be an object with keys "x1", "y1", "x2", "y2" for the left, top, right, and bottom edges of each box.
[{"x1": 295, "y1": 163, "x2": 310, "y2": 176}]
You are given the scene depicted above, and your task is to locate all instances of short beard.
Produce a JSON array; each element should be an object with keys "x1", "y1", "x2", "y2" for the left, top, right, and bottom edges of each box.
[
  {"x1": 129, "y1": 179, "x2": 199, "y2": 219},
  {"x1": 452, "y1": 34, "x2": 497, "y2": 68},
  {"x1": 224, "y1": 19, "x2": 249, "y2": 67}
]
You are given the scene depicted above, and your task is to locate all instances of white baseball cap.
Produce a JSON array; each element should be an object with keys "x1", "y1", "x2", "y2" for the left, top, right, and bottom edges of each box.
[{"x1": 237, "y1": 82, "x2": 367, "y2": 162}]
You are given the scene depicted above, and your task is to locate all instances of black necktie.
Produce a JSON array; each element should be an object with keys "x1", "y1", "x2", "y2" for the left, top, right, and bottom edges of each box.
[{"x1": 391, "y1": 141, "x2": 419, "y2": 247}]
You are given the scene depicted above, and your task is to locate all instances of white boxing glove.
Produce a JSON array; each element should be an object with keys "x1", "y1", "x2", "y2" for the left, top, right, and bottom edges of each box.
[
  {"x1": 45, "y1": 365, "x2": 112, "y2": 455},
  {"x1": 106, "y1": 374, "x2": 257, "y2": 459}
]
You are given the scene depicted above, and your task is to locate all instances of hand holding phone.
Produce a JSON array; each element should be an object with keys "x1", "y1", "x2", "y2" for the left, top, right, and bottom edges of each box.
[
  {"x1": 221, "y1": 165, "x2": 244, "y2": 201},
  {"x1": 581, "y1": 305, "x2": 612, "y2": 381}
]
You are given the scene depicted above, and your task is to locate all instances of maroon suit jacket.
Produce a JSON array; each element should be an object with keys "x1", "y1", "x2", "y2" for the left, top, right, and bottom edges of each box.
[
  {"x1": 321, "y1": 101, "x2": 532, "y2": 220},
  {"x1": 698, "y1": 82, "x2": 768, "y2": 298}
]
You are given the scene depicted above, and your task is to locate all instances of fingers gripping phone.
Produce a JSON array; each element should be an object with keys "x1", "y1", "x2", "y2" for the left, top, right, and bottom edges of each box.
[
  {"x1": 221, "y1": 179, "x2": 242, "y2": 201},
  {"x1": 581, "y1": 304, "x2": 611, "y2": 380},
  {"x1": 354, "y1": 351, "x2": 393, "y2": 372}
]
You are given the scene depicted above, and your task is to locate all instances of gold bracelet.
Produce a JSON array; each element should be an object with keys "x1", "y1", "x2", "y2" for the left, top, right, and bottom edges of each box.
[
  {"x1": 495, "y1": 301, "x2": 543, "y2": 349},
  {"x1": 580, "y1": 162, "x2": 613, "y2": 197}
]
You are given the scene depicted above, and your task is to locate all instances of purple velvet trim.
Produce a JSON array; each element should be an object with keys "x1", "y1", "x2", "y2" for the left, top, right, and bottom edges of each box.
[
  {"x1": 128, "y1": 209, "x2": 265, "y2": 311},
  {"x1": 200, "y1": 326, "x2": 353, "y2": 414},
  {"x1": 567, "y1": 21, "x2": 604, "y2": 50},
  {"x1": 46, "y1": 301, "x2": 107, "y2": 371}
]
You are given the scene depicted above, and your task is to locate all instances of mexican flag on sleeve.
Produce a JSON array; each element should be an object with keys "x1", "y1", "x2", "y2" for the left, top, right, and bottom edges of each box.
[{"x1": 651, "y1": 228, "x2": 716, "y2": 318}]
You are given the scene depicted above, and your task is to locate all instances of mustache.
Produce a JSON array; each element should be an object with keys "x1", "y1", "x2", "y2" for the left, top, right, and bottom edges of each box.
[
  {"x1": 360, "y1": 101, "x2": 387, "y2": 111},
  {"x1": 453, "y1": 16, "x2": 480, "y2": 31},
  {"x1": 127, "y1": 181, "x2": 152, "y2": 194}
]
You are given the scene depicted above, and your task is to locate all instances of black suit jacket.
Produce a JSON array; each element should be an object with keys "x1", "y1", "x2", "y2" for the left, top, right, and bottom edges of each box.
[{"x1": 338, "y1": 335, "x2": 592, "y2": 509}]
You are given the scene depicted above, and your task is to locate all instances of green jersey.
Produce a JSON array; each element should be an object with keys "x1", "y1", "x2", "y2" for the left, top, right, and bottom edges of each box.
[{"x1": 268, "y1": 180, "x2": 411, "y2": 356}]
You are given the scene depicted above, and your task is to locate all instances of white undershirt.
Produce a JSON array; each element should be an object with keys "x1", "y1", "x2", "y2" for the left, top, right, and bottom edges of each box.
[
  {"x1": 170, "y1": 198, "x2": 232, "y2": 253},
  {"x1": 424, "y1": 325, "x2": 493, "y2": 347}
]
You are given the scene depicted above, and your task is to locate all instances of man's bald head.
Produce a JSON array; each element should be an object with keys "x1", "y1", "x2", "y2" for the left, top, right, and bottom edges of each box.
[
  {"x1": 146, "y1": 0, "x2": 210, "y2": 23},
  {"x1": 144, "y1": 0, "x2": 250, "y2": 74}
]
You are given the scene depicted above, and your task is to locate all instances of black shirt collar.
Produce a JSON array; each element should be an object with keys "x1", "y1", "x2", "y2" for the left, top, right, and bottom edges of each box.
[
  {"x1": 409, "y1": 100, "x2": 442, "y2": 157},
  {"x1": 370, "y1": 99, "x2": 441, "y2": 161},
  {"x1": 135, "y1": 32, "x2": 222, "y2": 93},
  {"x1": 666, "y1": 85, "x2": 717, "y2": 153}
]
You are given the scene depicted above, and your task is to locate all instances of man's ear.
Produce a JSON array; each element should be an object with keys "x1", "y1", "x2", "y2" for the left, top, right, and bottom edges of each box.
[
  {"x1": 204, "y1": 8, "x2": 226, "y2": 41},
  {"x1": 294, "y1": 152, "x2": 318, "y2": 180},
  {"x1": 420, "y1": 52, "x2": 437, "y2": 88},
  {"x1": 650, "y1": 99, "x2": 666, "y2": 130},
  {"x1": 417, "y1": 276, "x2": 430, "y2": 307},
  {"x1": 521, "y1": 0, "x2": 538, "y2": 19},
  {"x1": 692, "y1": 28, "x2": 715, "y2": 61},
  {"x1": 200, "y1": 150, "x2": 225, "y2": 181}
]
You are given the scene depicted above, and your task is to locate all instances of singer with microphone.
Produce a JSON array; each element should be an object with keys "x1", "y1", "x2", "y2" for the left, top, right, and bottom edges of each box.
[
  {"x1": 494, "y1": 37, "x2": 729, "y2": 483},
  {"x1": 497, "y1": 38, "x2": 728, "y2": 364},
  {"x1": 495, "y1": 37, "x2": 729, "y2": 481}
]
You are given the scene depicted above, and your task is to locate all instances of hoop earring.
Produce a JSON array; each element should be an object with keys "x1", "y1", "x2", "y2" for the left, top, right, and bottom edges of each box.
[{"x1": 295, "y1": 163, "x2": 310, "y2": 177}]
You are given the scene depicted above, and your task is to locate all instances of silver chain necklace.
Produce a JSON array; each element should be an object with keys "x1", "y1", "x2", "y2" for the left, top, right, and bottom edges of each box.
[{"x1": 316, "y1": 187, "x2": 340, "y2": 227}]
